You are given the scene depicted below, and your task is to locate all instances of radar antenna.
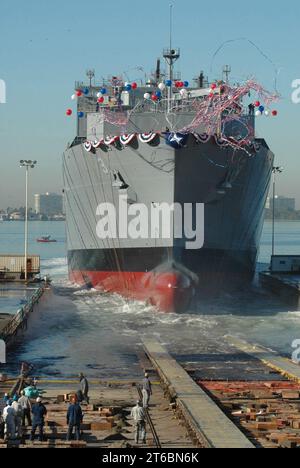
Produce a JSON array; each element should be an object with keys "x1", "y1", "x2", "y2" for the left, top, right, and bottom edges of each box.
[{"x1": 86, "y1": 69, "x2": 95, "y2": 87}]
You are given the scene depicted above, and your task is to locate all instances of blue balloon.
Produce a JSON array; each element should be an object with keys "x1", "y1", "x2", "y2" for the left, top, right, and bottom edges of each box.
[
  {"x1": 165, "y1": 80, "x2": 172, "y2": 87},
  {"x1": 155, "y1": 90, "x2": 162, "y2": 98},
  {"x1": 125, "y1": 84, "x2": 132, "y2": 91},
  {"x1": 259, "y1": 105, "x2": 265, "y2": 112},
  {"x1": 78, "y1": 111, "x2": 84, "y2": 118},
  {"x1": 83, "y1": 88, "x2": 89, "y2": 95},
  {"x1": 100, "y1": 88, "x2": 107, "y2": 95},
  {"x1": 184, "y1": 81, "x2": 189, "y2": 88}
]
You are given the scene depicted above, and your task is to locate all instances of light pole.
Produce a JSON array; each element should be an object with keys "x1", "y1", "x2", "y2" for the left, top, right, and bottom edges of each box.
[
  {"x1": 272, "y1": 166, "x2": 283, "y2": 258},
  {"x1": 20, "y1": 160, "x2": 37, "y2": 281}
]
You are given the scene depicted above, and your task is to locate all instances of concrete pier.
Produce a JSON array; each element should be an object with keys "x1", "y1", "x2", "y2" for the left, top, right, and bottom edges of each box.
[
  {"x1": 227, "y1": 336, "x2": 300, "y2": 383},
  {"x1": 143, "y1": 339, "x2": 254, "y2": 449},
  {"x1": 0, "y1": 286, "x2": 46, "y2": 343}
]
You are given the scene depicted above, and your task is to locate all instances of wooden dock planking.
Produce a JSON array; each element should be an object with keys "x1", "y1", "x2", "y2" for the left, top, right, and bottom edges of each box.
[{"x1": 143, "y1": 339, "x2": 254, "y2": 449}]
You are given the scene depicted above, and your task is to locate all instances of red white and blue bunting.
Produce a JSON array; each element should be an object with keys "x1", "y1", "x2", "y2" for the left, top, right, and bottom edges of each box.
[
  {"x1": 120, "y1": 134, "x2": 136, "y2": 146},
  {"x1": 214, "y1": 135, "x2": 229, "y2": 147},
  {"x1": 193, "y1": 133, "x2": 210, "y2": 144},
  {"x1": 83, "y1": 141, "x2": 92, "y2": 152},
  {"x1": 138, "y1": 132, "x2": 158, "y2": 144},
  {"x1": 92, "y1": 139, "x2": 104, "y2": 149},
  {"x1": 83, "y1": 132, "x2": 259, "y2": 154},
  {"x1": 104, "y1": 135, "x2": 119, "y2": 146}
]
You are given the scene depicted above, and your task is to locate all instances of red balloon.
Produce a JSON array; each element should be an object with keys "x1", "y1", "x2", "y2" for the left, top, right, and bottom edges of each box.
[
  {"x1": 255, "y1": 101, "x2": 260, "y2": 107},
  {"x1": 131, "y1": 82, "x2": 138, "y2": 89},
  {"x1": 211, "y1": 83, "x2": 217, "y2": 90},
  {"x1": 66, "y1": 109, "x2": 72, "y2": 116},
  {"x1": 76, "y1": 90, "x2": 82, "y2": 97},
  {"x1": 272, "y1": 110, "x2": 278, "y2": 116},
  {"x1": 209, "y1": 92, "x2": 214, "y2": 99},
  {"x1": 98, "y1": 97, "x2": 104, "y2": 103},
  {"x1": 151, "y1": 94, "x2": 158, "y2": 101},
  {"x1": 179, "y1": 81, "x2": 184, "y2": 88}
]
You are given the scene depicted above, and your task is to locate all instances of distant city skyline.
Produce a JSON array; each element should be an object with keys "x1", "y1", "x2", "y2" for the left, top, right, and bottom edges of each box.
[{"x1": 0, "y1": 0, "x2": 300, "y2": 207}]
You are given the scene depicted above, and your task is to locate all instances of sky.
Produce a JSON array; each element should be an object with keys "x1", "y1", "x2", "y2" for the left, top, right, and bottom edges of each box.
[{"x1": 0, "y1": 0, "x2": 299, "y2": 207}]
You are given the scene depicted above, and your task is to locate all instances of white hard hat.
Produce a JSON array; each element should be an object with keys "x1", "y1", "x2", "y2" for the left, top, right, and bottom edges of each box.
[{"x1": 36, "y1": 397, "x2": 42, "y2": 403}]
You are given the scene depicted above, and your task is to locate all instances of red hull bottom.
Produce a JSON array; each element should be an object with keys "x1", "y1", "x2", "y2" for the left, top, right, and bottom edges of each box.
[{"x1": 70, "y1": 270, "x2": 195, "y2": 313}]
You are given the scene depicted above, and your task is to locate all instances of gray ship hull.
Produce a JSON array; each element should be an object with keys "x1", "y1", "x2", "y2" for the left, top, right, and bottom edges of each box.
[{"x1": 63, "y1": 134, "x2": 274, "y2": 312}]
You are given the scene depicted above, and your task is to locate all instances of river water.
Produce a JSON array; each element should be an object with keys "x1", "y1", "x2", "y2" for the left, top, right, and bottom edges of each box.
[{"x1": 1, "y1": 220, "x2": 300, "y2": 379}]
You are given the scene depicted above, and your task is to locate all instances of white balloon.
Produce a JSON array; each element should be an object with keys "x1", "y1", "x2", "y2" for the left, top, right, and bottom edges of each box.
[
  {"x1": 144, "y1": 93, "x2": 151, "y2": 100},
  {"x1": 264, "y1": 110, "x2": 270, "y2": 117},
  {"x1": 158, "y1": 83, "x2": 166, "y2": 91},
  {"x1": 255, "y1": 110, "x2": 262, "y2": 117},
  {"x1": 124, "y1": 82, "x2": 130, "y2": 87},
  {"x1": 97, "y1": 92, "x2": 102, "y2": 98},
  {"x1": 180, "y1": 89, "x2": 188, "y2": 97},
  {"x1": 71, "y1": 94, "x2": 76, "y2": 100}
]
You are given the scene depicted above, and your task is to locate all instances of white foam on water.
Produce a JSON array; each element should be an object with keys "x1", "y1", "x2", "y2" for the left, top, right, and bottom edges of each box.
[
  {"x1": 6, "y1": 252, "x2": 300, "y2": 379},
  {"x1": 41, "y1": 257, "x2": 67, "y2": 279}
]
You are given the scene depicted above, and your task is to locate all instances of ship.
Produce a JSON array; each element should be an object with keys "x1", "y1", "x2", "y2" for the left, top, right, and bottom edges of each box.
[{"x1": 63, "y1": 48, "x2": 276, "y2": 312}]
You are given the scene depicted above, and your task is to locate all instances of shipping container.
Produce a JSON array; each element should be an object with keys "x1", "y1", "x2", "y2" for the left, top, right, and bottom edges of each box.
[{"x1": 0, "y1": 255, "x2": 40, "y2": 277}]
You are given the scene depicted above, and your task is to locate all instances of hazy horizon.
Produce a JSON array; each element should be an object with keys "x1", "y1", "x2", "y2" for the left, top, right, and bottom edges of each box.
[{"x1": 1, "y1": 0, "x2": 300, "y2": 207}]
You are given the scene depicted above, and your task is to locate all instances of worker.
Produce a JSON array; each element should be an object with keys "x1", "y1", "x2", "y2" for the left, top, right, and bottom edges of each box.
[
  {"x1": 30, "y1": 397, "x2": 47, "y2": 442},
  {"x1": 18, "y1": 390, "x2": 32, "y2": 426},
  {"x1": 248, "y1": 103, "x2": 255, "y2": 116},
  {"x1": 79, "y1": 373, "x2": 90, "y2": 404},
  {"x1": 2, "y1": 393, "x2": 9, "y2": 404},
  {"x1": 66, "y1": 396, "x2": 83, "y2": 441},
  {"x1": 3, "y1": 401, "x2": 16, "y2": 440},
  {"x1": 131, "y1": 400, "x2": 146, "y2": 445},
  {"x1": 12, "y1": 395, "x2": 23, "y2": 438},
  {"x1": 142, "y1": 373, "x2": 152, "y2": 409}
]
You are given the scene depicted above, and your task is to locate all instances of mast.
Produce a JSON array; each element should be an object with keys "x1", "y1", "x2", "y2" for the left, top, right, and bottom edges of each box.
[
  {"x1": 163, "y1": 4, "x2": 180, "y2": 112},
  {"x1": 86, "y1": 69, "x2": 95, "y2": 88},
  {"x1": 223, "y1": 65, "x2": 231, "y2": 84}
]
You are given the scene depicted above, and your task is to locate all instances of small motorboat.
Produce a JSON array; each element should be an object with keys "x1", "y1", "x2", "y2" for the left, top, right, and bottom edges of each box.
[{"x1": 37, "y1": 236, "x2": 57, "y2": 243}]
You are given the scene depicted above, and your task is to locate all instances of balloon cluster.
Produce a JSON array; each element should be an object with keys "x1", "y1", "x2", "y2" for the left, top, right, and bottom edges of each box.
[
  {"x1": 253, "y1": 100, "x2": 278, "y2": 117},
  {"x1": 144, "y1": 80, "x2": 190, "y2": 102},
  {"x1": 124, "y1": 82, "x2": 138, "y2": 92}
]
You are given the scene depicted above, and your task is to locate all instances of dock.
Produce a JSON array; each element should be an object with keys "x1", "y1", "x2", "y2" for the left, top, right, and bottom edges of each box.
[
  {"x1": 0, "y1": 286, "x2": 46, "y2": 344},
  {"x1": 3, "y1": 337, "x2": 300, "y2": 448},
  {"x1": 227, "y1": 336, "x2": 300, "y2": 383},
  {"x1": 260, "y1": 255, "x2": 300, "y2": 309},
  {"x1": 0, "y1": 375, "x2": 197, "y2": 449},
  {"x1": 143, "y1": 339, "x2": 254, "y2": 448}
]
